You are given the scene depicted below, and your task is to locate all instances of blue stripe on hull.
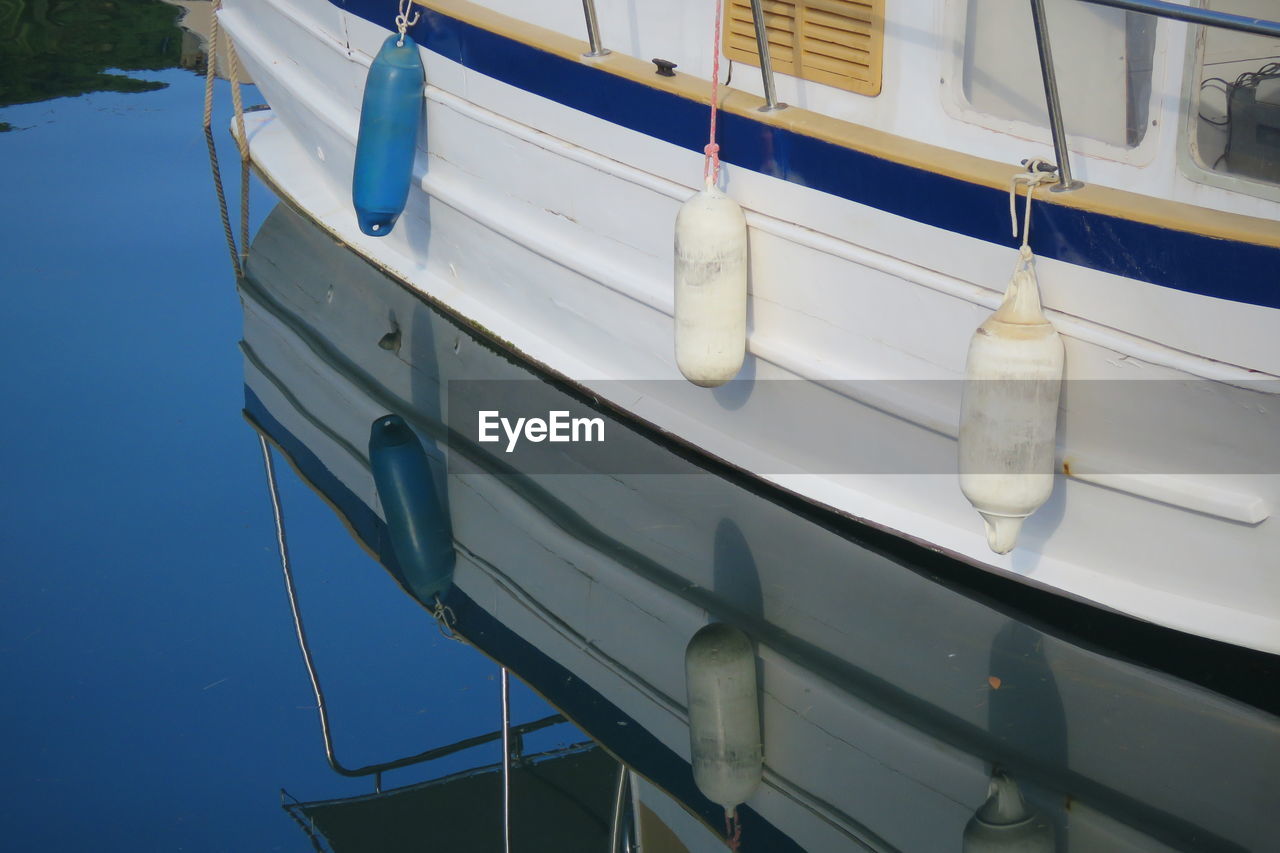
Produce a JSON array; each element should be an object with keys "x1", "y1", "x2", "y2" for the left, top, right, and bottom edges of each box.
[{"x1": 337, "y1": 0, "x2": 1280, "y2": 311}]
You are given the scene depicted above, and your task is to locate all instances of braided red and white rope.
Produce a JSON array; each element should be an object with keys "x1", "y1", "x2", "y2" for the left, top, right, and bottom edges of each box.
[{"x1": 704, "y1": 0, "x2": 725, "y2": 188}]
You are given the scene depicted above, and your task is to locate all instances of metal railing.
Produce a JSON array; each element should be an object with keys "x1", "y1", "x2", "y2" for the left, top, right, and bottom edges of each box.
[
  {"x1": 609, "y1": 765, "x2": 638, "y2": 853},
  {"x1": 749, "y1": 0, "x2": 786, "y2": 110},
  {"x1": 258, "y1": 433, "x2": 566, "y2": 791},
  {"x1": 1032, "y1": 0, "x2": 1280, "y2": 191},
  {"x1": 581, "y1": 0, "x2": 609, "y2": 57},
  {"x1": 578, "y1": 0, "x2": 785, "y2": 109}
]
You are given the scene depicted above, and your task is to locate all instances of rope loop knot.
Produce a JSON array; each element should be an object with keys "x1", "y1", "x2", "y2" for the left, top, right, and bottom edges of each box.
[
  {"x1": 1008, "y1": 157, "x2": 1056, "y2": 255},
  {"x1": 396, "y1": 0, "x2": 420, "y2": 46}
]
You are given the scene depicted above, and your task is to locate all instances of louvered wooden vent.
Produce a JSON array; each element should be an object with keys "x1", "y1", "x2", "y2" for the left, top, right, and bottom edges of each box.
[{"x1": 725, "y1": 0, "x2": 884, "y2": 97}]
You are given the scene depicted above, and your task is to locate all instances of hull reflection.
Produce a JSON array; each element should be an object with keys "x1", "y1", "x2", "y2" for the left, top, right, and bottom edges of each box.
[{"x1": 239, "y1": 201, "x2": 1278, "y2": 853}]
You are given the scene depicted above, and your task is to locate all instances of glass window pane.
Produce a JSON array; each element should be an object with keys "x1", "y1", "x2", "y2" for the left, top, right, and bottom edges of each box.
[
  {"x1": 1189, "y1": 0, "x2": 1280, "y2": 185},
  {"x1": 961, "y1": 0, "x2": 1156, "y2": 148}
]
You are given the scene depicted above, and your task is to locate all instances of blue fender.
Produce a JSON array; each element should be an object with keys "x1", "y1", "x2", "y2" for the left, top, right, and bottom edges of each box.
[
  {"x1": 369, "y1": 414, "x2": 455, "y2": 603},
  {"x1": 352, "y1": 34, "x2": 424, "y2": 237}
]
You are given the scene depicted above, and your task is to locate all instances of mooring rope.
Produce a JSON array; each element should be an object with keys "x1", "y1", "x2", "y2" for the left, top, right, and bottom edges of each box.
[
  {"x1": 202, "y1": 0, "x2": 242, "y2": 279},
  {"x1": 226, "y1": 28, "x2": 250, "y2": 269},
  {"x1": 703, "y1": 0, "x2": 725, "y2": 188}
]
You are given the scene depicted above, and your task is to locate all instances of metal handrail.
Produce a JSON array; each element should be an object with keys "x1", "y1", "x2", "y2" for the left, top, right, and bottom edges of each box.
[
  {"x1": 581, "y1": 0, "x2": 609, "y2": 57},
  {"x1": 1029, "y1": 0, "x2": 1081, "y2": 190},
  {"x1": 1079, "y1": 0, "x2": 1280, "y2": 39},
  {"x1": 258, "y1": 434, "x2": 566, "y2": 784},
  {"x1": 582, "y1": 0, "x2": 783, "y2": 109},
  {"x1": 608, "y1": 765, "x2": 637, "y2": 853},
  {"x1": 1031, "y1": 0, "x2": 1280, "y2": 191},
  {"x1": 749, "y1": 0, "x2": 786, "y2": 110},
  {"x1": 501, "y1": 667, "x2": 513, "y2": 853}
]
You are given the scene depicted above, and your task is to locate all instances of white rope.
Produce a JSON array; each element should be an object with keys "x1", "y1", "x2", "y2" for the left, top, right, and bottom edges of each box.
[
  {"x1": 396, "y1": 0, "x2": 420, "y2": 46},
  {"x1": 203, "y1": 0, "x2": 241, "y2": 279},
  {"x1": 201, "y1": 0, "x2": 250, "y2": 276},
  {"x1": 1008, "y1": 158, "x2": 1055, "y2": 262},
  {"x1": 226, "y1": 26, "x2": 250, "y2": 269},
  {"x1": 431, "y1": 595, "x2": 464, "y2": 642}
]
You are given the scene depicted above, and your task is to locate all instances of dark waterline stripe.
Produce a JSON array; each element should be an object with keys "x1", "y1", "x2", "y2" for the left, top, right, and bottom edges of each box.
[{"x1": 332, "y1": 0, "x2": 1280, "y2": 311}]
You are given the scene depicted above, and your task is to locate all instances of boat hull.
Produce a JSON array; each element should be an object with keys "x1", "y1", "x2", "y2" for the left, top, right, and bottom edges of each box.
[{"x1": 219, "y1": 0, "x2": 1280, "y2": 652}]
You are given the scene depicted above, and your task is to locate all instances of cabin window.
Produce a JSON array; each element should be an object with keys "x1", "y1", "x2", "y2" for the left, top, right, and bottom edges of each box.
[
  {"x1": 723, "y1": 0, "x2": 885, "y2": 97},
  {"x1": 959, "y1": 0, "x2": 1156, "y2": 149},
  {"x1": 1186, "y1": 0, "x2": 1280, "y2": 189}
]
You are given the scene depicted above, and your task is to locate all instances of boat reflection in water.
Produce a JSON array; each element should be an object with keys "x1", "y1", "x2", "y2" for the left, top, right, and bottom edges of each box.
[{"x1": 239, "y1": 201, "x2": 1277, "y2": 853}]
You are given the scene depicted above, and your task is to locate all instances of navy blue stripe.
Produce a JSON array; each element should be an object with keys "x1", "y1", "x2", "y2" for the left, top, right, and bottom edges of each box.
[
  {"x1": 338, "y1": 0, "x2": 1280, "y2": 311},
  {"x1": 243, "y1": 385, "x2": 803, "y2": 852}
]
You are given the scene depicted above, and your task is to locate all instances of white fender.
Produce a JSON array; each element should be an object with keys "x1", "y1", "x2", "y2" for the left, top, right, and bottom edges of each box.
[
  {"x1": 684, "y1": 623, "x2": 762, "y2": 812},
  {"x1": 674, "y1": 187, "x2": 748, "y2": 387},
  {"x1": 959, "y1": 255, "x2": 1064, "y2": 554}
]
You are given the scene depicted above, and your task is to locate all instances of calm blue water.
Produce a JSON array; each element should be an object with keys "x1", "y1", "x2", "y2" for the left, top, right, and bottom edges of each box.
[{"x1": 0, "y1": 52, "x2": 567, "y2": 853}]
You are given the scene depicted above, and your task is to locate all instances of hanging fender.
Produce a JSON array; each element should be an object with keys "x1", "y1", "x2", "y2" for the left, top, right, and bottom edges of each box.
[
  {"x1": 684, "y1": 622, "x2": 762, "y2": 814},
  {"x1": 674, "y1": 187, "x2": 748, "y2": 387},
  {"x1": 368, "y1": 414, "x2": 455, "y2": 604},
  {"x1": 352, "y1": 33, "x2": 424, "y2": 237},
  {"x1": 959, "y1": 249, "x2": 1065, "y2": 554}
]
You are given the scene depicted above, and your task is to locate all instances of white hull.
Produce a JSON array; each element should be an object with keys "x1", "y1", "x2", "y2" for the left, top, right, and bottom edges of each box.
[
  {"x1": 220, "y1": 0, "x2": 1280, "y2": 652},
  {"x1": 238, "y1": 201, "x2": 1278, "y2": 853}
]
